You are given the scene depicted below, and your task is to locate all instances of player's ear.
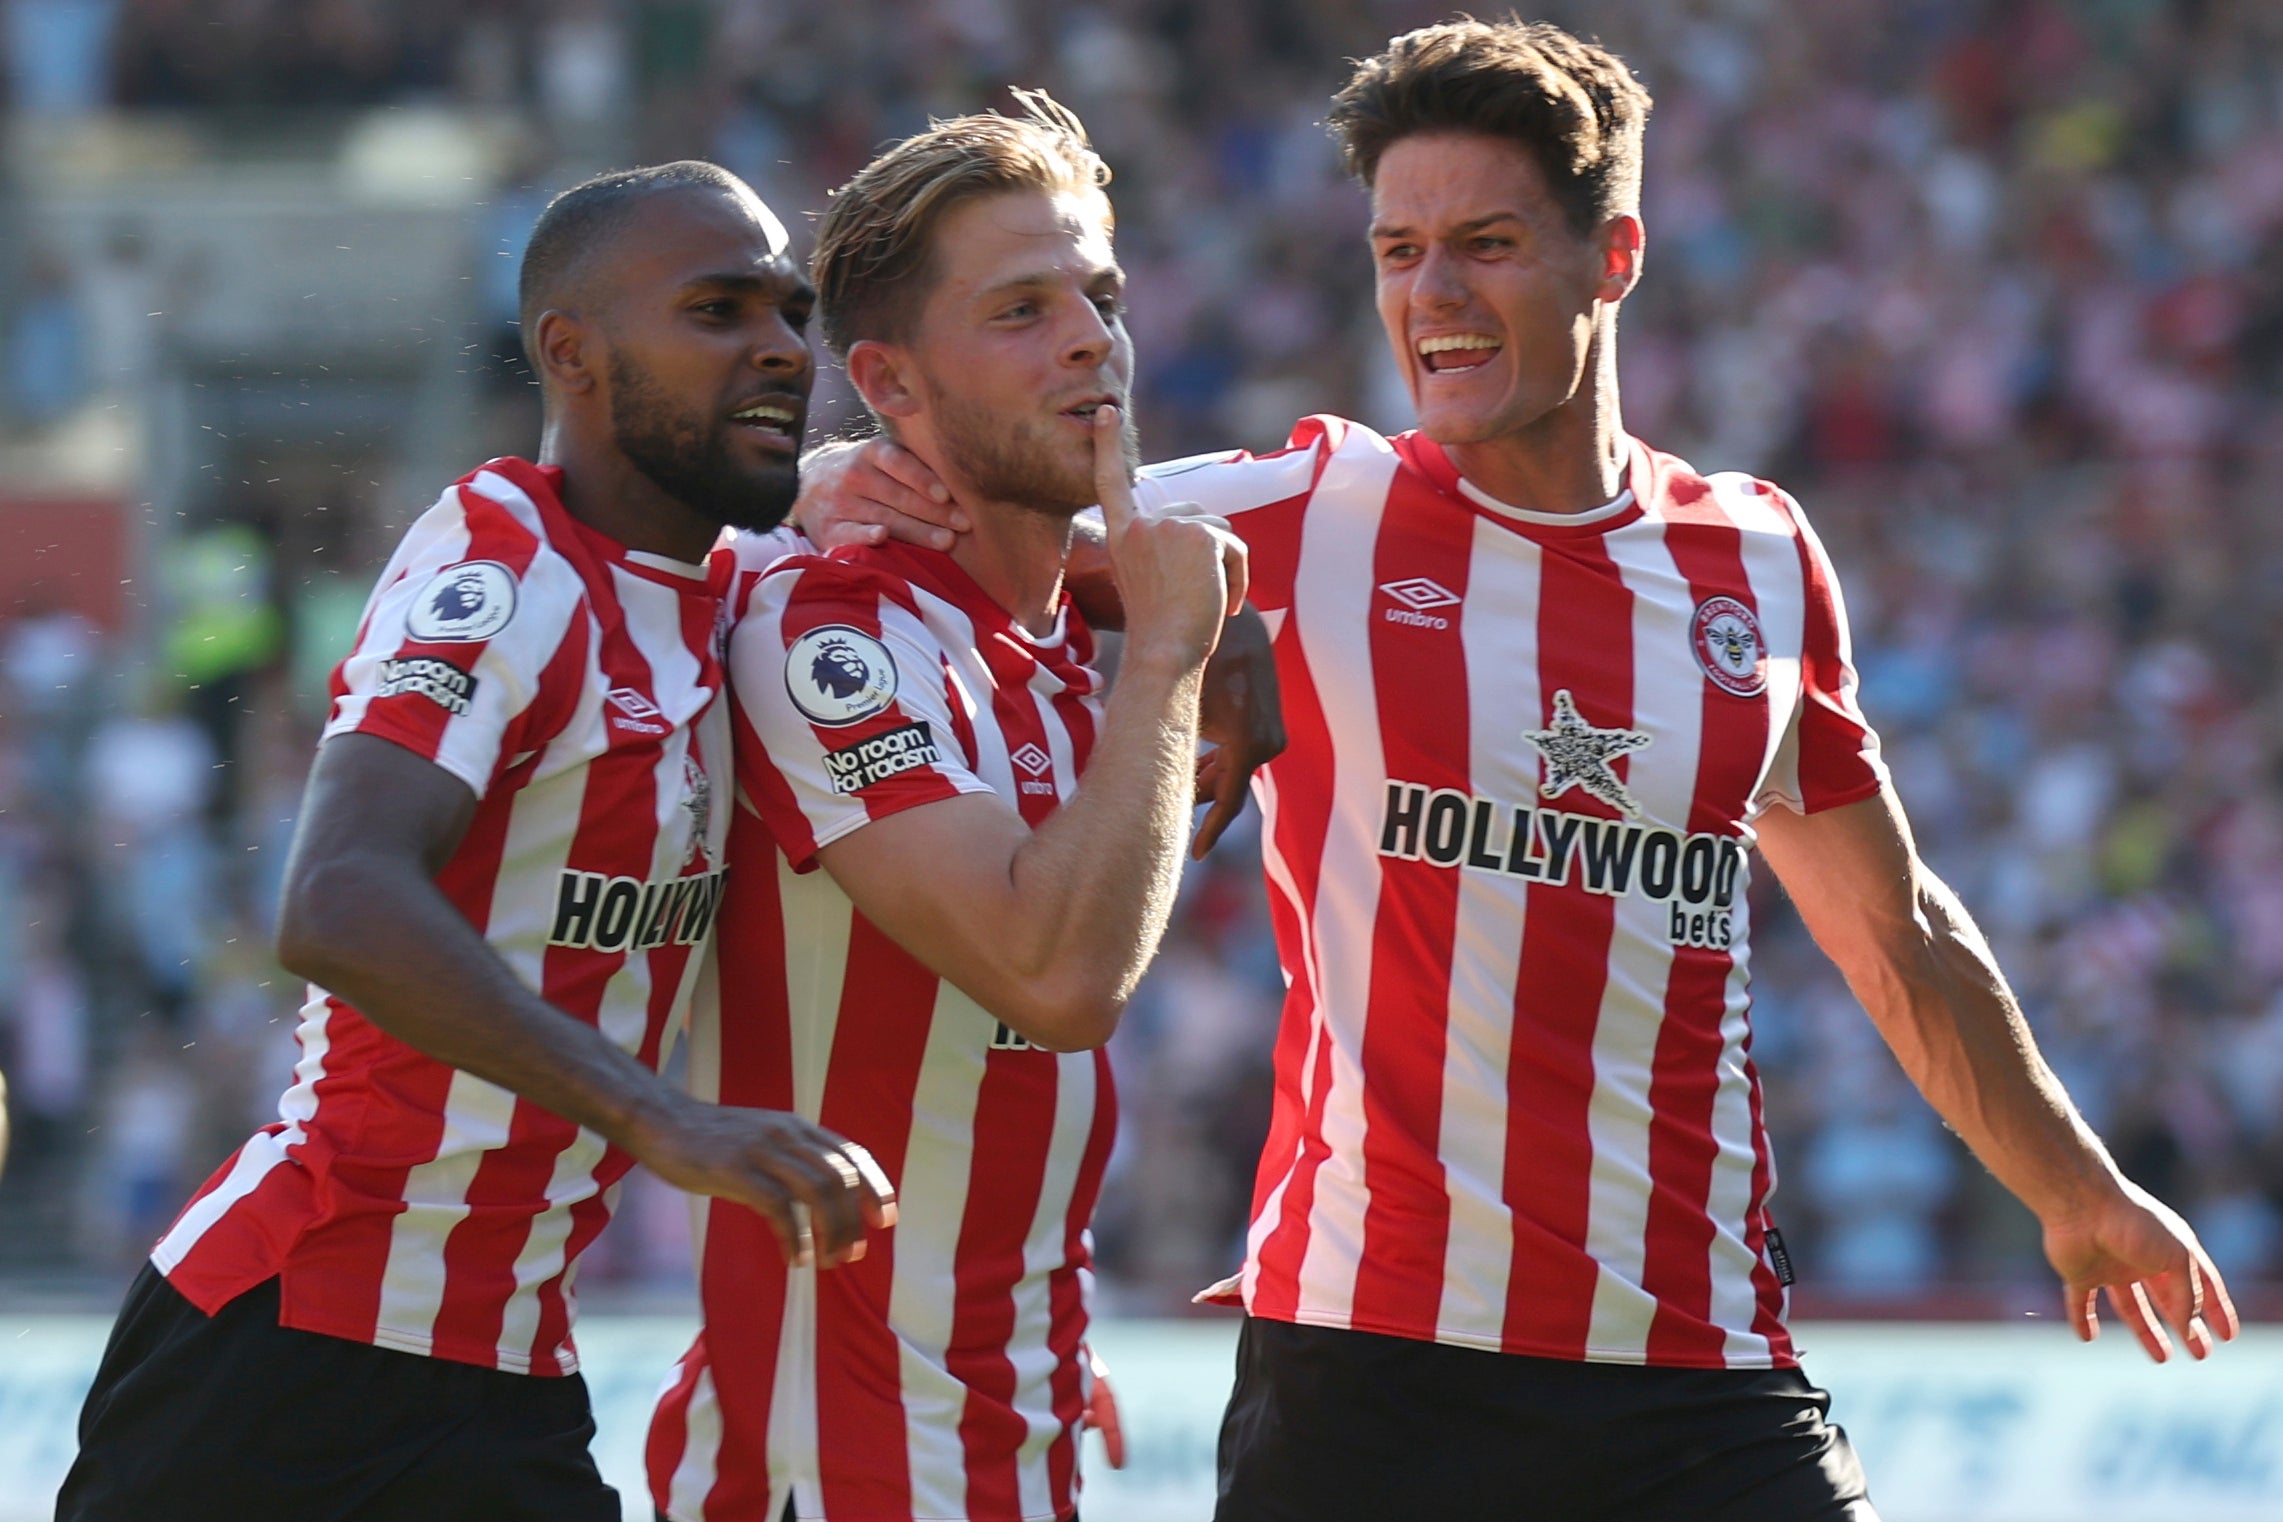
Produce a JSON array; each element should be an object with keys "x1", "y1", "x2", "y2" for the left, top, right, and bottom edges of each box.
[
  {"x1": 534, "y1": 308, "x2": 597, "y2": 395},
  {"x1": 845, "y1": 340, "x2": 922, "y2": 422},
  {"x1": 1595, "y1": 214, "x2": 1643, "y2": 305}
]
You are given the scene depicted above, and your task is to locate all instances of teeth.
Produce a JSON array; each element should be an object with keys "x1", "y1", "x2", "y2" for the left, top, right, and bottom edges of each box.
[
  {"x1": 1417, "y1": 334, "x2": 1500, "y2": 355},
  {"x1": 734, "y1": 404, "x2": 795, "y2": 426}
]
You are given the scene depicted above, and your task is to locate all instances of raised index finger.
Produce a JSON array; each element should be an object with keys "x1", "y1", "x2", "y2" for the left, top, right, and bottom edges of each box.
[{"x1": 1093, "y1": 404, "x2": 1136, "y2": 537}]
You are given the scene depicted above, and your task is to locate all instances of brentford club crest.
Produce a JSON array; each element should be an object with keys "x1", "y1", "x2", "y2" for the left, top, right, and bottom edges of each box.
[{"x1": 1691, "y1": 596, "x2": 1767, "y2": 698}]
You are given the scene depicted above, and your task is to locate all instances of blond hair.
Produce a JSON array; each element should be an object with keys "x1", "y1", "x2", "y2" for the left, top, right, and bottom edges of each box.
[{"x1": 812, "y1": 89, "x2": 1110, "y2": 358}]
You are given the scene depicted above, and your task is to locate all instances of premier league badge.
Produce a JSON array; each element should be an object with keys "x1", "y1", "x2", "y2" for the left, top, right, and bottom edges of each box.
[
  {"x1": 406, "y1": 560, "x2": 519, "y2": 643},
  {"x1": 784, "y1": 624, "x2": 900, "y2": 727},
  {"x1": 1690, "y1": 596, "x2": 1767, "y2": 698}
]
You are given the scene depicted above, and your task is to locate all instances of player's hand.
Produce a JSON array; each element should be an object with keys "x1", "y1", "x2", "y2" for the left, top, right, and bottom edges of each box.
[
  {"x1": 795, "y1": 438, "x2": 968, "y2": 551},
  {"x1": 637, "y1": 1097, "x2": 896, "y2": 1269},
  {"x1": 2042, "y1": 1175, "x2": 2237, "y2": 1362},
  {"x1": 1192, "y1": 605, "x2": 1284, "y2": 857},
  {"x1": 1083, "y1": 1345, "x2": 1126, "y2": 1470},
  {"x1": 1096, "y1": 404, "x2": 1246, "y2": 669}
]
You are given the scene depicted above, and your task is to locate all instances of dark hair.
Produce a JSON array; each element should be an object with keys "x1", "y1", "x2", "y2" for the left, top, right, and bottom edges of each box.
[
  {"x1": 516, "y1": 160, "x2": 752, "y2": 368},
  {"x1": 811, "y1": 89, "x2": 1109, "y2": 359},
  {"x1": 1329, "y1": 18, "x2": 1652, "y2": 237}
]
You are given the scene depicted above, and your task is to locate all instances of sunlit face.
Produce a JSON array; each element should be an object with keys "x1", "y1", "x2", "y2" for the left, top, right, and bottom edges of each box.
[
  {"x1": 900, "y1": 187, "x2": 1134, "y2": 516},
  {"x1": 1370, "y1": 132, "x2": 1623, "y2": 447},
  {"x1": 596, "y1": 186, "x2": 815, "y2": 532}
]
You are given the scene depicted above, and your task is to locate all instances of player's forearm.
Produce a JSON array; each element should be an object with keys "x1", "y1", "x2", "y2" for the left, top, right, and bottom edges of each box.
[
  {"x1": 276, "y1": 856, "x2": 690, "y2": 1150},
  {"x1": 996, "y1": 644, "x2": 1204, "y2": 1047},
  {"x1": 1844, "y1": 875, "x2": 2125, "y2": 1225}
]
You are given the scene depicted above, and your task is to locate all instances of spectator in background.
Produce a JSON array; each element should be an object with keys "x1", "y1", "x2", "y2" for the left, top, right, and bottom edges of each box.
[
  {"x1": 3, "y1": 0, "x2": 2283, "y2": 1316},
  {"x1": 4, "y1": 255, "x2": 88, "y2": 427}
]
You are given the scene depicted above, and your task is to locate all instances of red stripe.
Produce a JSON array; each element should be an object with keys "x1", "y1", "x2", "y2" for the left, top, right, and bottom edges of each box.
[
  {"x1": 1501, "y1": 532, "x2": 1635, "y2": 1358},
  {"x1": 948, "y1": 1053, "x2": 1058, "y2": 1520},
  {"x1": 1639, "y1": 481, "x2": 1772, "y2": 1366},
  {"x1": 1347, "y1": 468, "x2": 1476, "y2": 1340},
  {"x1": 645, "y1": 1334, "x2": 707, "y2": 1514},
  {"x1": 1044, "y1": 1049, "x2": 1116, "y2": 1514},
  {"x1": 1245, "y1": 558, "x2": 1343, "y2": 1320},
  {"x1": 813, "y1": 917, "x2": 940, "y2": 1520}
]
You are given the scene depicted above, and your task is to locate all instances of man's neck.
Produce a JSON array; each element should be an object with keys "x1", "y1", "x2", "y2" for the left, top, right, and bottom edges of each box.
[
  {"x1": 538, "y1": 417, "x2": 720, "y2": 565},
  {"x1": 946, "y1": 495, "x2": 1074, "y2": 638},
  {"x1": 1441, "y1": 342, "x2": 1628, "y2": 514}
]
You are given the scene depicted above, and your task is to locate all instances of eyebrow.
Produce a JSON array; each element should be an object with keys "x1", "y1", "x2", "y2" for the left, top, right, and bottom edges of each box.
[
  {"x1": 978, "y1": 264, "x2": 1126, "y2": 299},
  {"x1": 682, "y1": 270, "x2": 814, "y2": 301},
  {"x1": 1368, "y1": 212, "x2": 1524, "y2": 240}
]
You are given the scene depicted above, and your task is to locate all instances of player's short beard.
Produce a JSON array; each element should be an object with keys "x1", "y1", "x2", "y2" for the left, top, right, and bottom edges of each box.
[
  {"x1": 609, "y1": 350, "x2": 798, "y2": 534},
  {"x1": 924, "y1": 377, "x2": 1136, "y2": 519}
]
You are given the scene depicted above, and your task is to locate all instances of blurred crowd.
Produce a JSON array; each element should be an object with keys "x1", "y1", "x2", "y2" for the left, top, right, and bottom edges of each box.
[{"x1": 2, "y1": 0, "x2": 2282, "y2": 1313}]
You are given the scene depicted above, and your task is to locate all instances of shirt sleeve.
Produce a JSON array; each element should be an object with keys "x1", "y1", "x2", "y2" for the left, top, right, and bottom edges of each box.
[
  {"x1": 321, "y1": 491, "x2": 586, "y2": 799},
  {"x1": 1754, "y1": 491, "x2": 1889, "y2": 816},
  {"x1": 1132, "y1": 418, "x2": 1334, "y2": 614},
  {"x1": 729, "y1": 557, "x2": 998, "y2": 871}
]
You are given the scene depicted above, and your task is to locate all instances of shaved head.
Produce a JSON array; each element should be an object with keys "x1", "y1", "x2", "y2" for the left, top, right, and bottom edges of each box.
[{"x1": 517, "y1": 161, "x2": 790, "y2": 371}]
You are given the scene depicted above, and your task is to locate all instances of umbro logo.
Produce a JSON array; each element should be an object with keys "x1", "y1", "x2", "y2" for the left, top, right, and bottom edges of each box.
[
  {"x1": 607, "y1": 687, "x2": 669, "y2": 736},
  {"x1": 1011, "y1": 743, "x2": 1052, "y2": 777},
  {"x1": 1378, "y1": 577, "x2": 1460, "y2": 629}
]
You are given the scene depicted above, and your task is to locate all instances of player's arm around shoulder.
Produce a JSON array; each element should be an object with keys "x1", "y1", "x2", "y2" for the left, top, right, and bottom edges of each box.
[
  {"x1": 738, "y1": 408, "x2": 1244, "y2": 1052},
  {"x1": 1755, "y1": 786, "x2": 2237, "y2": 1363}
]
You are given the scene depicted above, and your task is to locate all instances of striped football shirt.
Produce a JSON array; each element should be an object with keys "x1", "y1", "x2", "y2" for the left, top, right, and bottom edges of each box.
[
  {"x1": 649, "y1": 534, "x2": 1115, "y2": 1522},
  {"x1": 1136, "y1": 417, "x2": 1887, "y2": 1369},
  {"x1": 154, "y1": 457, "x2": 733, "y2": 1376}
]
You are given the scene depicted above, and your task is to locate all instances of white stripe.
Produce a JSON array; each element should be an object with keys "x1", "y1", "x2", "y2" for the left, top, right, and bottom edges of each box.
[
  {"x1": 663, "y1": 1357, "x2": 726, "y2": 1521},
  {"x1": 777, "y1": 1263, "x2": 818, "y2": 1517},
  {"x1": 885, "y1": 983, "x2": 985, "y2": 1521},
  {"x1": 1710, "y1": 883, "x2": 1772, "y2": 1364},
  {"x1": 1239, "y1": 763, "x2": 1325, "y2": 1306},
  {"x1": 1011, "y1": 1053, "x2": 1097, "y2": 1519},
  {"x1": 151, "y1": 1134, "x2": 291, "y2": 1274},
  {"x1": 1286, "y1": 432, "x2": 1401, "y2": 1324},
  {"x1": 1430, "y1": 517, "x2": 1537, "y2": 1340}
]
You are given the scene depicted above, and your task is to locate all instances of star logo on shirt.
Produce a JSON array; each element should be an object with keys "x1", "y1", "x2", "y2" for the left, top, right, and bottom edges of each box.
[{"x1": 1522, "y1": 689, "x2": 1652, "y2": 819}]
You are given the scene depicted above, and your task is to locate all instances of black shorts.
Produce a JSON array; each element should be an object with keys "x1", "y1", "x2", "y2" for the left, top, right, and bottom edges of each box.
[
  {"x1": 59, "y1": 1262, "x2": 620, "y2": 1522},
  {"x1": 1215, "y1": 1317, "x2": 1879, "y2": 1522}
]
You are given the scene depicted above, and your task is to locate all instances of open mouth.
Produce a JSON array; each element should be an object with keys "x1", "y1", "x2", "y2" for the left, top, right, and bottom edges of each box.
[
  {"x1": 729, "y1": 398, "x2": 802, "y2": 442},
  {"x1": 1417, "y1": 333, "x2": 1502, "y2": 373}
]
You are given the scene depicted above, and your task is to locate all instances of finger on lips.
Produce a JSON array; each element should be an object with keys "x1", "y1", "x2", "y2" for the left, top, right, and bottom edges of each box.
[{"x1": 1093, "y1": 405, "x2": 1135, "y2": 532}]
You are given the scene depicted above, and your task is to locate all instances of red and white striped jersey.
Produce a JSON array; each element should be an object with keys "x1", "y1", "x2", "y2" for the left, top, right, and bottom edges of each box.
[
  {"x1": 649, "y1": 535, "x2": 1116, "y2": 1522},
  {"x1": 1137, "y1": 418, "x2": 1886, "y2": 1370},
  {"x1": 153, "y1": 458, "x2": 733, "y2": 1376}
]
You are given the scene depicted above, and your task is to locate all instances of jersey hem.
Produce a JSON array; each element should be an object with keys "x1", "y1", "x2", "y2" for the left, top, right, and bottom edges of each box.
[
  {"x1": 1253, "y1": 1305, "x2": 1796, "y2": 1372},
  {"x1": 279, "y1": 1302, "x2": 574, "y2": 1376}
]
